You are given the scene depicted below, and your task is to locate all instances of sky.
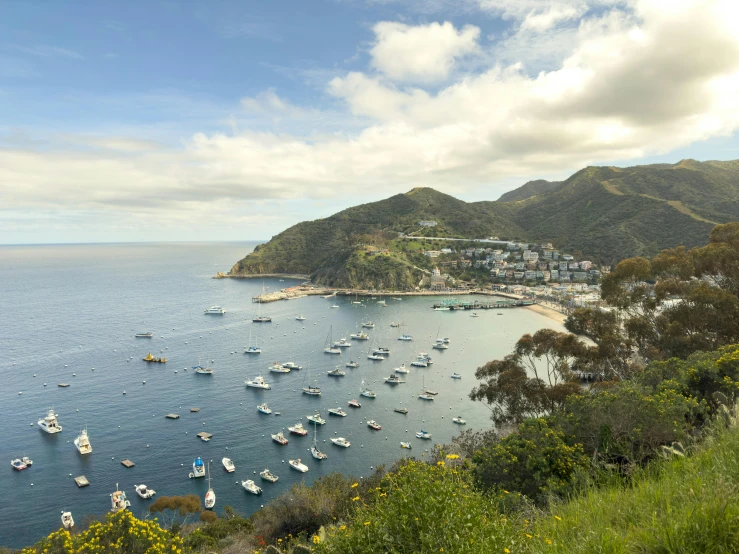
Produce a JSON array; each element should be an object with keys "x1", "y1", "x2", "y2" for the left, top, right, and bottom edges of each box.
[{"x1": 2, "y1": 0, "x2": 739, "y2": 244}]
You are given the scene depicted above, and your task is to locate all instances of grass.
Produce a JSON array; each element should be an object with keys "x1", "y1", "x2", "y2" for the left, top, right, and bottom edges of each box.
[{"x1": 528, "y1": 426, "x2": 739, "y2": 553}]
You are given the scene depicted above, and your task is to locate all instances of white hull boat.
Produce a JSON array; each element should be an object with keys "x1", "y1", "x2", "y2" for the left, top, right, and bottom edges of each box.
[
  {"x1": 190, "y1": 457, "x2": 206, "y2": 478},
  {"x1": 257, "y1": 403, "x2": 272, "y2": 414},
  {"x1": 260, "y1": 468, "x2": 278, "y2": 482},
  {"x1": 452, "y1": 416, "x2": 467, "y2": 425},
  {"x1": 289, "y1": 458, "x2": 309, "y2": 472},
  {"x1": 245, "y1": 375, "x2": 271, "y2": 389},
  {"x1": 242, "y1": 479, "x2": 263, "y2": 495},
  {"x1": 331, "y1": 437, "x2": 351, "y2": 448},
  {"x1": 38, "y1": 409, "x2": 62, "y2": 434},
  {"x1": 204, "y1": 306, "x2": 226, "y2": 314},
  {"x1": 135, "y1": 484, "x2": 156, "y2": 499},
  {"x1": 74, "y1": 428, "x2": 92, "y2": 455},
  {"x1": 61, "y1": 511, "x2": 74, "y2": 529},
  {"x1": 110, "y1": 485, "x2": 131, "y2": 512},
  {"x1": 222, "y1": 457, "x2": 235, "y2": 472}
]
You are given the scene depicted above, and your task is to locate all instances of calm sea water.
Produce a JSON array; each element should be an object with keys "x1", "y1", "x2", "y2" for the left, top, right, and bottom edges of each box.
[{"x1": 0, "y1": 242, "x2": 564, "y2": 548}]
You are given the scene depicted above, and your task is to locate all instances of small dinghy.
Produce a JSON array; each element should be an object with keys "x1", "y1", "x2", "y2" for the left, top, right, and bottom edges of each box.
[{"x1": 134, "y1": 484, "x2": 156, "y2": 499}]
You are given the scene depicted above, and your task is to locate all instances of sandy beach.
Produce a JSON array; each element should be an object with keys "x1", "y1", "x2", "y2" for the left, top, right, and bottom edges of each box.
[{"x1": 525, "y1": 302, "x2": 568, "y2": 324}]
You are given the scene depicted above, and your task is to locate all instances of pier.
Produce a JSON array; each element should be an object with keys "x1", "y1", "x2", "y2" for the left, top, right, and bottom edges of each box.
[{"x1": 430, "y1": 298, "x2": 534, "y2": 310}]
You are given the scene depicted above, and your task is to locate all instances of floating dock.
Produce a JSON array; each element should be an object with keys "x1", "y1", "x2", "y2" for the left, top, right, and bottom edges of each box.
[
  {"x1": 58, "y1": 383, "x2": 70, "y2": 388},
  {"x1": 197, "y1": 432, "x2": 213, "y2": 440},
  {"x1": 189, "y1": 407, "x2": 200, "y2": 413},
  {"x1": 74, "y1": 476, "x2": 89, "y2": 487},
  {"x1": 165, "y1": 413, "x2": 180, "y2": 419},
  {"x1": 120, "y1": 459, "x2": 135, "y2": 468}
]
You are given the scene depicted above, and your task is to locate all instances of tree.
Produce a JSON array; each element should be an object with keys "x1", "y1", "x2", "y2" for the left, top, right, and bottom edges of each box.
[{"x1": 470, "y1": 330, "x2": 584, "y2": 426}]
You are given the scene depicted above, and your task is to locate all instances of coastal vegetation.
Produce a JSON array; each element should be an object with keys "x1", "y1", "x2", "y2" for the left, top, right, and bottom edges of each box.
[{"x1": 229, "y1": 159, "x2": 739, "y2": 288}]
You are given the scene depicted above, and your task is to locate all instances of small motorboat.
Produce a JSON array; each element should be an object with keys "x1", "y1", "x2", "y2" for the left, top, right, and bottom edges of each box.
[
  {"x1": 451, "y1": 373, "x2": 462, "y2": 379},
  {"x1": 400, "y1": 442, "x2": 412, "y2": 449},
  {"x1": 269, "y1": 362, "x2": 290, "y2": 373},
  {"x1": 394, "y1": 364, "x2": 409, "y2": 374},
  {"x1": 135, "y1": 332, "x2": 153, "y2": 338},
  {"x1": 245, "y1": 375, "x2": 271, "y2": 389},
  {"x1": 334, "y1": 338, "x2": 352, "y2": 348},
  {"x1": 384, "y1": 375, "x2": 403, "y2": 385},
  {"x1": 204, "y1": 306, "x2": 226, "y2": 314},
  {"x1": 328, "y1": 407, "x2": 347, "y2": 417},
  {"x1": 346, "y1": 361, "x2": 360, "y2": 368},
  {"x1": 471, "y1": 312, "x2": 479, "y2": 317},
  {"x1": 360, "y1": 389, "x2": 376, "y2": 398},
  {"x1": 38, "y1": 409, "x2": 62, "y2": 434},
  {"x1": 296, "y1": 315, "x2": 306, "y2": 321},
  {"x1": 271, "y1": 431, "x2": 288, "y2": 445},
  {"x1": 61, "y1": 511, "x2": 74, "y2": 529},
  {"x1": 21, "y1": 456, "x2": 33, "y2": 466},
  {"x1": 416, "y1": 430, "x2": 432, "y2": 440},
  {"x1": 362, "y1": 321, "x2": 375, "y2": 328},
  {"x1": 302, "y1": 384, "x2": 322, "y2": 396},
  {"x1": 11, "y1": 458, "x2": 28, "y2": 471},
  {"x1": 282, "y1": 361, "x2": 303, "y2": 370},
  {"x1": 306, "y1": 412, "x2": 326, "y2": 425},
  {"x1": 390, "y1": 322, "x2": 400, "y2": 327},
  {"x1": 110, "y1": 485, "x2": 131, "y2": 512},
  {"x1": 222, "y1": 457, "x2": 236, "y2": 472},
  {"x1": 350, "y1": 332, "x2": 369, "y2": 340},
  {"x1": 331, "y1": 437, "x2": 351, "y2": 448},
  {"x1": 330, "y1": 304, "x2": 340, "y2": 309},
  {"x1": 367, "y1": 353, "x2": 385, "y2": 361},
  {"x1": 257, "y1": 403, "x2": 272, "y2": 414},
  {"x1": 394, "y1": 407, "x2": 409, "y2": 414},
  {"x1": 432, "y1": 340, "x2": 448, "y2": 350},
  {"x1": 134, "y1": 484, "x2": 156, "y2": 499},
  {"x1": 348, "y1": 399, "x2": 361, "y2": 408},
  {"x1": 143, "y1": 353, "x2": 166, "y2": 363},
  {"x1": 260, "y1": 468, "x2": 278, "y2": 482},
  {"x1": 289, "y1": 422, "x2": 309, "y2": 435},
  {"x1": 411, "y1": 357, "x2": 428, "y2": 368},
  {"x1": 242, "y1": 479, "x2": 263, "y2": 495},
  {"x1": 397, "y1": 334, "x2": 413, "y2": 341},
  {"x1": 367, "y1": 420, "x2": 382, "y2": 431},
  {"x1": 190, "y1": 457, "x2": 206, "y2": 479},
  {"x1": 452, "y1": 416, "x2": 467, "y2": 425},
  {"x1": 327, "y1": 366, "x2": 346, "y2": 377},
  {"x1": 374, "y1": 347, "x2": 390, "y2": 355},
  {"x1": 289, "y1": 458, "x2": 309, "y2": 472}
]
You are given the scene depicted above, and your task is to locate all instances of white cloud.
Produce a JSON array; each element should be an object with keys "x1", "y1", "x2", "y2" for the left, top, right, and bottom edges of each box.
[
  {"x1": 521, "y1": 4, "x2": 584, "y2": 31},
  {"x1": 369, "y1": 21, "x2": 480, "y2": 82},
  {"x1": 2, "y1": 0, "x2": 739, "y2": 239}
]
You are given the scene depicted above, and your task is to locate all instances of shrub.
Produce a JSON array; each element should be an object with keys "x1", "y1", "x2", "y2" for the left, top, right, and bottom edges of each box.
[
  {"x1": 21, "y1": 510, "x2": 182, "y2": 554},
  {"x1": 314, "y1": 459, "x2": 523, "y2": 554},
  {"x1": 472, "y1": 418, "x2": 588, "y2": 505}
]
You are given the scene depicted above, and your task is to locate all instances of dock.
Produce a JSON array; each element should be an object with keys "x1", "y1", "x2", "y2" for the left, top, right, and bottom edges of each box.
[
  {"x1": 197, "y1": 432, "x2": 213, "y2": 440},
  {"x1": 74, "y1": 476, "x2": 89, "y2": 487},
  {"x1": 430, "y1": 298, "x2": 534, "y2": 310},
  {"x1": 58, "y1": 383, "x2": 70, "y2": 388},
  {"x1": 189, "y1": 407, "x2": 200, "y2": 413},
  {"x1": 165, "y1": 413, "x2": 180, "y2": 419},
  {"x1": 120, "y1": 459, "x2": 135, "y2": 468}
]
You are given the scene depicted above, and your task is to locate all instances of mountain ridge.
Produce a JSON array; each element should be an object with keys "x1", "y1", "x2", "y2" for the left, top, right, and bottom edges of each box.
[{"x1": 229, "y1": 158, "x2": 739, "y2": 288}]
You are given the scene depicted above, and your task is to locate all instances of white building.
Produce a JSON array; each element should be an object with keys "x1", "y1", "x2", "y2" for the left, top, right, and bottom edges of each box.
[{"x1": 418, "y1": 220, "x2": 437, "y2": 227}]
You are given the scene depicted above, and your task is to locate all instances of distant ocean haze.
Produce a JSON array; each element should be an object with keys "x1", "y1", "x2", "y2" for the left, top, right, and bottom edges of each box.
[{"x1": 0, "y1": 242, "x2": 564, "y2": 548}]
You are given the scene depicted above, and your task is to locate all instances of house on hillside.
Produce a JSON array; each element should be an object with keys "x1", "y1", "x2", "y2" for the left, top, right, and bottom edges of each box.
[{"x1": 418, "y1": 220, "x2": 437, "y2": 227}]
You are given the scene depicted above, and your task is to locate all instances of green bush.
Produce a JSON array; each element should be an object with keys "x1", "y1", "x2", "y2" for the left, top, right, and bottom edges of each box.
[
  {"x1": 559, "y1": 382, "x2": 700, "y2": 465},
  {"x1": 472, "y1": 418, "x2": 588, "y2": 505},
  {"x1": 527, "y1": 426, "x2": 739, "y2": 553},
  {"x1": 315, "y1": 459, "x2": 523, "y2": 554}
]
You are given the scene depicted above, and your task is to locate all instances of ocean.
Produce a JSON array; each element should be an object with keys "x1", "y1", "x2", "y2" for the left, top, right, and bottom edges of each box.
[{"x1": 0, "y1": 242, "x2": 565, "y2": 548}]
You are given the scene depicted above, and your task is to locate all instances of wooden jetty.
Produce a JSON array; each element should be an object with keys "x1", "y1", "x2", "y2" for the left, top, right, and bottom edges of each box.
[
  {"x1": 165, "y1": 413, "x2": 180, "y2": 419},
  {"x1": 120, "y1": 459, "x2": 135, "y2": 468},
  {"x1": 190, "y1": 407, "x2": 200, "y2": 413},
  {"x1": 74, "y1": 476, "x2": 89, "y2": 487}
]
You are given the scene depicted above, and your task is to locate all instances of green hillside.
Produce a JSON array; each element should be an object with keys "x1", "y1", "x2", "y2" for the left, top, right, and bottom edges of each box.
[
  {"x1": 497, "y1": 178, "x2": 563, "y2": 202},
  {"x1": 229, "y1": 159, "x2": 739, "y2": 286}
]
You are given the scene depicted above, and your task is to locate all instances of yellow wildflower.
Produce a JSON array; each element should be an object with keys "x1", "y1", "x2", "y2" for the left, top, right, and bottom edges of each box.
[{"x1": 351, "y1": 482, "x2": 359, "y2": 488}]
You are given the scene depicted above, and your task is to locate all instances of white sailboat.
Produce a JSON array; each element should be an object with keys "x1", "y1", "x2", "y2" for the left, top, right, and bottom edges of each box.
[
  {"x1": 397, "y1": 324, "x2": 413, "y2": 341},
  {"x1": 245, "y1": 330, "x2": 261, "y2": 354},
  {"x1": 324, "y1": 326, "x2": 341, "y2": 354},
  {"x1": 311, "y1": 419, "x2": 328, "y2": 460},
  {"x1": 204, "y1": 462, "x2": 216, "y2": 510},
  {"x1": 419, "y1": 376, "x2": 434, "y2": 401},
  {"x1": 253, "y1": 283, "x2": 272, "y2": 322},
  {"x1": 302, "y1": 368, "x2": 321, "y2": 396},
  {"x1": 360, "y1": 379, "x2": 376, "y2": 398},
  {"x1": 74, "y1": 428, "x2": 92, "y2": 455}
]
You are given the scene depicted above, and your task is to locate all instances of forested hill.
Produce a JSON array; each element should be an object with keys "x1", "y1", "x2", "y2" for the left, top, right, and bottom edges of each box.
[{"x1": 229, "y1": 159, "x2": 739, "y2": 286}]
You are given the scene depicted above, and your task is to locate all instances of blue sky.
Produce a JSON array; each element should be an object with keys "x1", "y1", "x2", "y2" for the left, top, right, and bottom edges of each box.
[{"x1": 2, "y1": 0, "x2": 739, "y2": 244}]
